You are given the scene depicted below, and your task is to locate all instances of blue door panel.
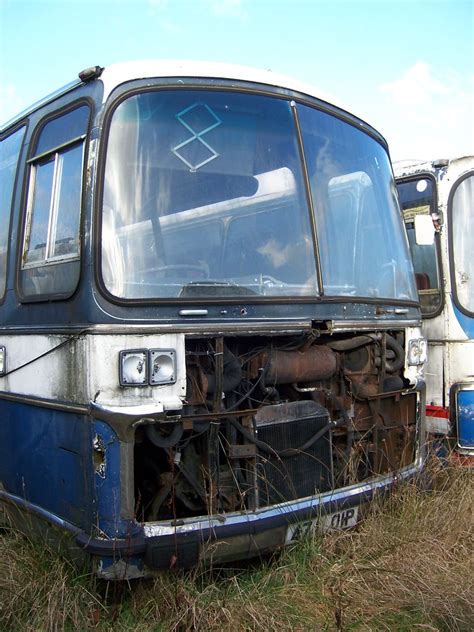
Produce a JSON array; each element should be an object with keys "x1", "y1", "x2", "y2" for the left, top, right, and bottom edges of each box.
[{"x1": 0, "y1": 400, "x2": 95, "y2": 529}]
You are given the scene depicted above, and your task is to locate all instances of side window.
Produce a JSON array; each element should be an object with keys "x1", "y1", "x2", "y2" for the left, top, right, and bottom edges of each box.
[
  {"x1": 451, "y1": 173, "x2": 474, "y2": 315},
  {"x1": 0, "y1": 126, "x2": 26, "y2": 301},
  {"x1": 20, "y1": 105, "x2": 89, "y2": 298},
  {"x1": 397, "y1": 176, "x2": 442, "y2": 316}
]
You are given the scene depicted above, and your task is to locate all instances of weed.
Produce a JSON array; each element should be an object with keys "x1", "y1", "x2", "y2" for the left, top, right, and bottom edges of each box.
[{"x1": 1, "y1": 460, "x2": 472, "y2": 631}]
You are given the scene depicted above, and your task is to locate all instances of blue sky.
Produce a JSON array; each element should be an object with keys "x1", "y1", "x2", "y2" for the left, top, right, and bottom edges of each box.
[{"x1": 1, "y1": 0, "x2": 472, "y2": 160}]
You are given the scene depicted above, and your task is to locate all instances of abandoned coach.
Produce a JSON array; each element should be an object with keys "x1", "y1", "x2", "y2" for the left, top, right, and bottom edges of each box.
[{"x1": 0, "y1": 61, "x2": 426, "y2": 578}]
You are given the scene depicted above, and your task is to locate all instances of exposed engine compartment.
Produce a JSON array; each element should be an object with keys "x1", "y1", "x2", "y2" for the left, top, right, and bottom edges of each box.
[{"x1": 134, "y1": 330, "x2": 418, "y2": 522}]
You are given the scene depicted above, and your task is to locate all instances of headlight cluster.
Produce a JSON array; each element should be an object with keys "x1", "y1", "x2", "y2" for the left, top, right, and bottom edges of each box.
[
  {"x1": 119, "y1": 349, "x2": 176, "y2": 386},
  {"x1": 407, "y1": 337, "x2": 427, "y2": 366}
]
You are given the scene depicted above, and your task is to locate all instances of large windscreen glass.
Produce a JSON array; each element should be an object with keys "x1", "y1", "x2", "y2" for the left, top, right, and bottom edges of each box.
[
  {"x1": 102, "y1": 90, "x2": 318, "y2": 299},
  {"x1": 397, "y1": 176, "x2": 442, "y2": 315},
  {"x1": 298, "y1": 105, "x2": 417, "y2": 301},
  {"x1": 101, "y1": 88, "x2": 417, "y2": 302}
]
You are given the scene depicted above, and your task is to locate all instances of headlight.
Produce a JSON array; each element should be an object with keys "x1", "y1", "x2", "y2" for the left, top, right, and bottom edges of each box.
[
  {"x1": 119, "y1": 350, "x2": 148, "y2": 386},
  {"x1": 0, "y1": 346, "x2": 5, "y2": 376},
  {"x1": 119, "y1": 349, "x2": 176, "y2": 386},
  {"x1": 150, "y1": 349, "x2": 176, "y2": 385},
  {"x1": 407, "y1": 337, "x2": 427, "y2": 366}
]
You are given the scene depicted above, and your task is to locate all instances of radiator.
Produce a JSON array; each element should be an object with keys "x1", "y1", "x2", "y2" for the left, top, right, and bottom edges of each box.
[{"x1": 254, "y1": 400, "x2": 333, "y2": 507}]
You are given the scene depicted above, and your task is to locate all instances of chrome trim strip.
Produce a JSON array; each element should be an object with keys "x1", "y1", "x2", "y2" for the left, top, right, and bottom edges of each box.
[
  {"x1": 0, "y1": 321, "x2": 313, "y2": 335},
  {"x1": 0, "y1": 391, "x2": 88, "y2": 415},
  {"x1": 0, "y1": 489, "x2": 81, "y2": 536},
  {"x1": 89, "y1": 400, "x2": 167, "y2": 423},
  {"x1": 0, "y1": 319, "x2": 421, "y2": 336},
  {"x1": 27, "y1": 134, "x2": 86, "y2": 163},
  {"x1": 179, "y1": 309, "x2": 209, "y2": 316},
  {"x1": 329, "y1": 319, "x2": 420, "y2": 331}
]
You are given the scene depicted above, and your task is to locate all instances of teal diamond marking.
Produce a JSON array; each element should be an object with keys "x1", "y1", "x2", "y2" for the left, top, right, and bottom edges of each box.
[{"x1": 172, "y1": 103, "x2": 222, "y2": 171}]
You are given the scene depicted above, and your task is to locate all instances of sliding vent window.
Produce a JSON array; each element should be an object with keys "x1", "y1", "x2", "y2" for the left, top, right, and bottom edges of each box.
[{"x1": 21, "y1": 105, "x2": 89, "y2": 298}]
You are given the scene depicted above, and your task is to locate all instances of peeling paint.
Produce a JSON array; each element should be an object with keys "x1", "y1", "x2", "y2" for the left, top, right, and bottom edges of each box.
[{"x1": 93, "y1": 434, "x2": 107, "y2": 478}]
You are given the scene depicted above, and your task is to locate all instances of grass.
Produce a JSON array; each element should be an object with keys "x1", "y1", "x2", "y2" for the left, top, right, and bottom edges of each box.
[{"x1": 0, "y1": 457, "x2": 473, "y2": 631}]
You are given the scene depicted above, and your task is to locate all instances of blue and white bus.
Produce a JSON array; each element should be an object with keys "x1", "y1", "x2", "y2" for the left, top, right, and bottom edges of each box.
[
  {"x1": 395, "y1": 156, "x2": 474, "y2": 462},
  {"x1": 0, "y1": 61, "x2": 426, "y2": 579}
]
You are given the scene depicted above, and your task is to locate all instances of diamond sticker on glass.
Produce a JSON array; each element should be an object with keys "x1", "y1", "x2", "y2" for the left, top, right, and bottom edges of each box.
[{"x1": 172, "y1": 103, "x2": 222, "y2": 171}]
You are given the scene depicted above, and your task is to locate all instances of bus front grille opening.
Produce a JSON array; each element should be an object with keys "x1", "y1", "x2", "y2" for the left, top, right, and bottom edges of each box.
[{"x1": 133, "y1": 331, "x2": 418, "y2": 523}]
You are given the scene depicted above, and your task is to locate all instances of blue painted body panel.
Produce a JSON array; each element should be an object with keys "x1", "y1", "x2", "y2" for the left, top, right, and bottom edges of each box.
[
  {"x1": 92, "y1": 420, "x2": 141, "y2": 539},
  {"x1": 452, "y1": 303, "x2": 474, "y2": 339},
  {"x1": 457, "y1": 390, "x2": 474, "y2": 448},
  {"x1": 0, "y1": 400, "x2": 95, "y2": 530}
]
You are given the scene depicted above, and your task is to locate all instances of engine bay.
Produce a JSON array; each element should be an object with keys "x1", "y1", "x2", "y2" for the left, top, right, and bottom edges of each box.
[{"x1": 134, "y1": 330, "x2": 418, "y2": 522}]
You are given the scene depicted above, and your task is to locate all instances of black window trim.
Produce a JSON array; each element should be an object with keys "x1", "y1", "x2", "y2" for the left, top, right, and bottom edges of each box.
[
  {"x1": 397, "y1": 172, "x2": 444, "y2": 319},
  {"x1": 16, "y1": 98, "x2": 93, "y2": 303},
  {"x1": 448, "y1": 169, "x2": 474, "y2": 318},
  {"x1": 95, "y1": 79, "x2": 416, "y2": 309},
  {"x1": 0, "y1": 122, "x2": 28, "y2": 306}
]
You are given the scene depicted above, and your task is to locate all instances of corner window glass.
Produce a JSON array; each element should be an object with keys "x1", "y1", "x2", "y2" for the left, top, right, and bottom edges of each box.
[
  {"x1": 0, "y1": 127, "x2": 26, "y2": 300},
  {"x1": 451, "y1": 174, "x2": 474, "y2": 314},
  {"x1": 20, "y1": 106, "x2": 89, "y2": 298},
  {"x1": 397, "y1": 177, "x2": 442, "y2": 315},
  {"x1": 101, "y1": 90, "x2": 318, "y2": 299},
  {"x1": 298, "y1": 106, "x2": 417, "y2": 302}
]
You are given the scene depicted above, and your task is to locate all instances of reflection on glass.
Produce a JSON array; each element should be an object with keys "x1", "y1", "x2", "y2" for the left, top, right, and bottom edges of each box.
[
  {"x1": 101, "y1": 89, "x2": 417, "y2": 303},
  {"x1": 298, "y1": 105, "x2": 417, "y2": 301},
  {"x1": 102, "y1": 91, "x2": 318, "y2": 299},
  {"x1": 397, "y1": 177, "x2": 442, "y2": 314},
  {"x1": 24, "y1": 144, "x2": 83, "y2": 266},
  {"x1": 0, "y1": 127, "x2": 26, "y2": 298},
  {"x1": 451, "y1": 175, "x2": 474, "y2": 313},
  {"x1": 52, "y1": 144, "x2": 83, "y2": 257},
  {"x1": 25, "y1": 158, "x2": 55, "y2": 265}
]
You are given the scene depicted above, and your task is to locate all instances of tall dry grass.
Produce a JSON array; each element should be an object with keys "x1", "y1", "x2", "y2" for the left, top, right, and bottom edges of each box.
[{"x1": 0, "y1": 458, "x2": 472, "y2": 631}]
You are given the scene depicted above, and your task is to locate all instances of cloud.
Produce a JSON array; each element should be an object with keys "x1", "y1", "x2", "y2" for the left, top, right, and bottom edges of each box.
[
  {"x1": 380, "y1": 61, "x2": 449, "y2": 107},
  {"x1": 375, "y1": 62, "x2": 474, "y2": 161}
]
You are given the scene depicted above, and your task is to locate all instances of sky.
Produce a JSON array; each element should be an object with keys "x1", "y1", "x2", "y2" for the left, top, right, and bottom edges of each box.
[{"x1": 0, "y1": 0, "x2": 473, "y2": 161}]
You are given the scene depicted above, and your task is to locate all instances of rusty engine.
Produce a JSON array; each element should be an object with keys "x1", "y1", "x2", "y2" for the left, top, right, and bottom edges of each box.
[{"x1": 134, "y1": 330, "x2": 417, "y2": 521}]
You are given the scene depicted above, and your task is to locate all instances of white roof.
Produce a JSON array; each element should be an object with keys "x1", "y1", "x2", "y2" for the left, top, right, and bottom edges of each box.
[
  {"x1": 393, "y1": 155, "x2": 474, "y2": 179},
  {"x1": 100, "y1": 59, "x2": 347, "y2": 110},
  {"x1": 2, "y1": 60, "x2": 372, "y2": 133}
]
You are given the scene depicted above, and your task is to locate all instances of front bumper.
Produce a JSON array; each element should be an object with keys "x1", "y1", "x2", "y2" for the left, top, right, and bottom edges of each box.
[{"x1": 81, "y1": 461, "x2": 424, "y2": 578}]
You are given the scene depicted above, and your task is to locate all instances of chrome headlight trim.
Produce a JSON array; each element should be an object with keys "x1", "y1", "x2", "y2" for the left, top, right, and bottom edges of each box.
[{"x1": 407, "y1": 337, "x2": 427, "y2": 366}]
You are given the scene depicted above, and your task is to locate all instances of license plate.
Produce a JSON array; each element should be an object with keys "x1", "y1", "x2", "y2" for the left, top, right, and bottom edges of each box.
[{"x1": 285, "y1": 506, "x2": 359, "y2": 544}]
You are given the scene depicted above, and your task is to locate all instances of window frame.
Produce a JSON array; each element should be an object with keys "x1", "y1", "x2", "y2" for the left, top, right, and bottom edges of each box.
[
  {"x1": 397, "y1": 173, "x2": 444, "y2": 319},
  {"x1": 22, "y1": 135, "x2": 85, "y2": 269},
  {"x1": 17, "y1": 100, "x2": 92, "y2": 302},
  {"x1": 448, "y1": 170, "x2": 474, "y2": 318},
  {"x1": 96, "y1": 79, "x2": 415, "y2": 307}
]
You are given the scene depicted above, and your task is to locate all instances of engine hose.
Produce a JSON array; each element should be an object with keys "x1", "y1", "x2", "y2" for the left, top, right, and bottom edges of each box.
[
  {"x1": 329, "y1": 334, "x2": 404, "y2": 373},
  {"x1": 327, "y1": 335, "x2": 375, "y2": 352},
  {"x1": 229, "y1": 416, "x2": 337, "y2": 459},
  {"x1": 385, "y1": 335, "x2": 404, "y2": 373},
  {"x1": 145, "y1": 422, "x2": 184, "y2": 448}
]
